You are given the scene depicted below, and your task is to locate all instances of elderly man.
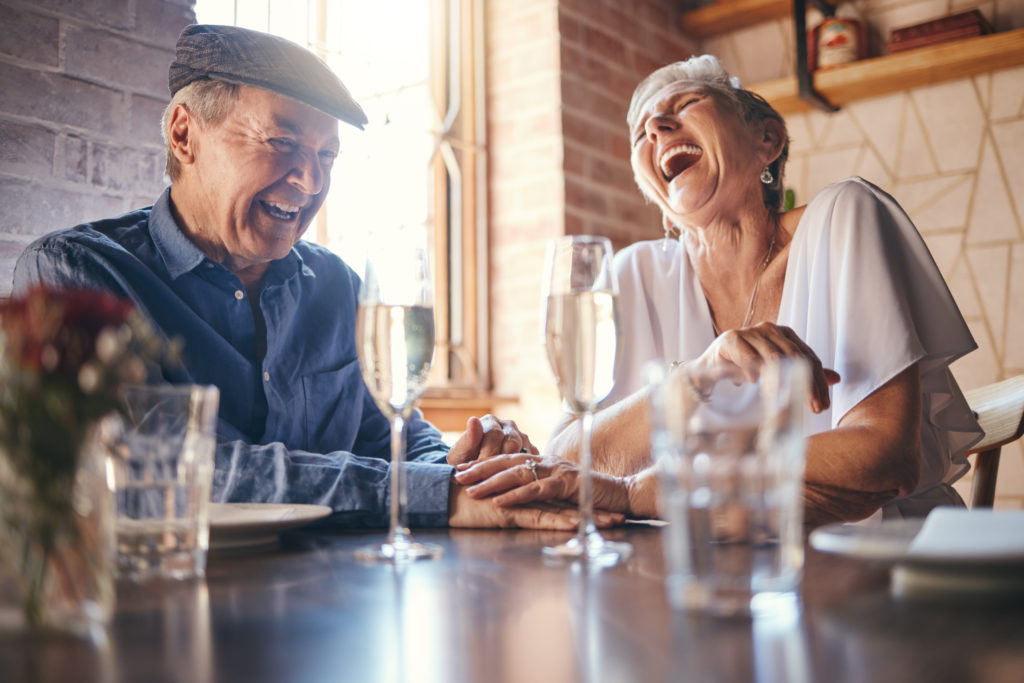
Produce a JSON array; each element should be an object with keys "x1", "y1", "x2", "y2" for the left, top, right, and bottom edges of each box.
[{"x1": 13, "y1": 25, "x2": 596, "y2": 530}]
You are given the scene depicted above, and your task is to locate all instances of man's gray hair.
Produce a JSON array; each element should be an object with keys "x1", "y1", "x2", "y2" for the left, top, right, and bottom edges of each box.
[
  {"x1": 161, "y1": 79, "x2": 241, "y2": 181},
  {"x1": 627, "y1": 55, "x2": 790, "y2": 211}
]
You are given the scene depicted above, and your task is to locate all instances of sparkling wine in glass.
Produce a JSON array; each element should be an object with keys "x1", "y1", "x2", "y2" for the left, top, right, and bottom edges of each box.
[
  {"x1": 355, "y1": 237, "x2": 442, "y2": 562},
  {"x1": 542, "y1": 235, "x2": 632, "y2": 565}
]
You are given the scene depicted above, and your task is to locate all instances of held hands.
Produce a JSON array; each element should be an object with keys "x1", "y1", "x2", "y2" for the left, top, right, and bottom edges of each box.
[
  {"x1": 447, "y1": 479, "x2": 624, "y2": 529},
  {"x1": 700, "y1": 322, "x2": 841, "y2": 413},
  {"x1": 453, "y1": 453, "x2": 635, "y2": 517},
  {"x1": 446, "y1": 414, "x2": 539, "y2": 466}
]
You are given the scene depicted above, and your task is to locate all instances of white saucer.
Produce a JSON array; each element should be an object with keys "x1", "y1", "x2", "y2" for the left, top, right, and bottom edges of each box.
[
  {"x1": 810, "y1": 513, "x2": 1024, "y2": 567},
  {"x1": 209, "y1": 502, "x2": 332, "y2": 551},
  {"x1": 810, "y1": 513, "x2": 1024, "y2": 599}
]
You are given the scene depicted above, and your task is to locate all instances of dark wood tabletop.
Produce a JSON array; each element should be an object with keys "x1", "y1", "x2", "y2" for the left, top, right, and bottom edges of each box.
[{"x1": 2, "y1": 522, "x2": 1023, "y2": 683}]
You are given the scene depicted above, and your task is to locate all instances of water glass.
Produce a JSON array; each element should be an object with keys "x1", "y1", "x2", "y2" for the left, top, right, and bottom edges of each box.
[
  {"x1": 652, "y1": 358, "x2": 809, "y2": 616},
  {"x1": 108, "y1": 384, "x2": 220, "y2": 581}
]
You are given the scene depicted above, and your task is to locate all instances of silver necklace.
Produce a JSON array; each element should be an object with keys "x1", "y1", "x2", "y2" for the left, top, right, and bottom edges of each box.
[{"x1": 711, "y1": 228, "x2": 778, "y2": 335}]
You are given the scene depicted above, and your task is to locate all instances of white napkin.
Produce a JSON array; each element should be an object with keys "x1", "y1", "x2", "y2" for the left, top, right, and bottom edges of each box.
[{"x1": 906, "y1": 506, "x2": 1024, "y2": 560}]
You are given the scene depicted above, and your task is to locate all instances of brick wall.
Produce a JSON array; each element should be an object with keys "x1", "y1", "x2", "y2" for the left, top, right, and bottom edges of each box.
[
  {"x1": 559, "y1": 0, "x2": 697, "y2": 250},
  {"x1": 0, "y1": 0, "x2": 195, "y2": 295},
  {"x1": 486, "y1": 0, "x2": 694, "y2": 439}
]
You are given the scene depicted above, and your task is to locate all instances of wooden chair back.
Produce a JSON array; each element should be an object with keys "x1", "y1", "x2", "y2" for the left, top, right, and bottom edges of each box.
[{"x1": 963, "y1": 375, "x2": 1024, "y2": 507}]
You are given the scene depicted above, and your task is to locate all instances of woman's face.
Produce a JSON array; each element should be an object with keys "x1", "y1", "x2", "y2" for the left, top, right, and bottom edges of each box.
[{"x1": 630, "y1": 83, "x2": 768, "y2": 224}]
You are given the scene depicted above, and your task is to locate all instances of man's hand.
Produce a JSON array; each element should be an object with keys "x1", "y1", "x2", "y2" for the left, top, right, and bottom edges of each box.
[
  {"x1": 447, "y1": 479, "x2": 624, "y2": 529},
  {"x1": 446, "y1": 414, "x2": 539, "y2": 466}
]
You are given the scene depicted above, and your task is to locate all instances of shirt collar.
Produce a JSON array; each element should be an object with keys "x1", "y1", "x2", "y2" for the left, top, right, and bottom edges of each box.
[
  {"x1": 150, "y1": 188, "x2": 312, "y2": 281},
  {"x1": 150, "y1": 187, "x2": 210, "y2": 279}
]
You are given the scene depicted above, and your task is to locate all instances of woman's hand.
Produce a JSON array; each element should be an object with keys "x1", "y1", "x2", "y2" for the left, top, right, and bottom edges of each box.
[
  {"x1": 454, "y1": 453, "x2": 634, "y2": 514},
  {"x1": 446, "y1": 414, "x2": 539, "y2": 466},
  {"x1": 698, "y1": 322, "x2": 841, "y2": 413},
  {"x1": 448, "y1": 481, "x2": 625, "y2": 529}
]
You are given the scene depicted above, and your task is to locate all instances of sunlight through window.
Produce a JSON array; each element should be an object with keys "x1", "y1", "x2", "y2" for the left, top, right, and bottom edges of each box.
[{"x1": 195, "y1": 0, "x2": 433, "y2": 267}]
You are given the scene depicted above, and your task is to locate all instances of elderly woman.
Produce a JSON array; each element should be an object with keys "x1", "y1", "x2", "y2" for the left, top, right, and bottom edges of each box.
[{"x1": 455, "y1": 55, "x2": 981, "y2": 527}]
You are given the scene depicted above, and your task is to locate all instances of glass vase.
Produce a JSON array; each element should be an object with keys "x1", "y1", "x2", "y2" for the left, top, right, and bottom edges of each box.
[{"x1": 0, "y1": 418, "x2": 116, "y2": 639}]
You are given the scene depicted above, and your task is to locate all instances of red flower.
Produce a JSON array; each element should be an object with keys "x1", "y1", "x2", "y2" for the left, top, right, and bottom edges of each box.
[{"x1": 0, "y1": 285, "x2": 134, "y2": 375}]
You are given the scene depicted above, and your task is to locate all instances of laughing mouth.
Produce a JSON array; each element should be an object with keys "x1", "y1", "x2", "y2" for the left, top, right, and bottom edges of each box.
[
  {"x1": 659, "y1": 143, "x2": 702, "y2": 181},
  {"x1": 260, "y1": 200, "x2": 303, "y2": 220}
]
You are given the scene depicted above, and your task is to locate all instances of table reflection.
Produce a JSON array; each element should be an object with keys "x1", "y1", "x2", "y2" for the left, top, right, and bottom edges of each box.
[
  {"x1": 2, "y1": 527, "x2": 1022, "y2": 683},
  {"x1": 114, "y1": 579, "x2": 211, "y2": 683}
]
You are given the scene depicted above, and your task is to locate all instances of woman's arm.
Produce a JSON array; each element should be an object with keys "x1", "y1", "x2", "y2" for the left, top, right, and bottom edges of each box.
[
  {"x1": 803, "y1": 363, "x2": 921, "y2": 525},
  {"x1": 458, "y1": 362, "x2": 921, "y2": 526},
  {"x1": 546, "y1": 389, "x2": 658, "y2": 477},
  {"x1": 549, "y1": 321, "x2": 840, "y2": 477}
]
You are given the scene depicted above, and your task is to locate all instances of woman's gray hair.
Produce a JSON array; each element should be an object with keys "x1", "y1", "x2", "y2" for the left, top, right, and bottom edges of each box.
[
  {"x1": 627, "y1": 55, "x2": 789, "y2": 212},
  {"x1": 161, "y1": 79, "x2": 241, "y2": 181}
]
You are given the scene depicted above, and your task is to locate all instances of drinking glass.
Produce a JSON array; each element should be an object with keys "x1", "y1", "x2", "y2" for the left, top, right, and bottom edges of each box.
[
  {"x1": 355, "y1": 236, "x2": 442, "y2": 562},
  {"x1": 110, "y1": 383, "x2": 220, "y2": 581},
  {"x1": 652, "y1": 357, "x2": 809, "y2": 616},
  {"x1": 541, "y1": 235, "x2": 632, "y2": 564}
]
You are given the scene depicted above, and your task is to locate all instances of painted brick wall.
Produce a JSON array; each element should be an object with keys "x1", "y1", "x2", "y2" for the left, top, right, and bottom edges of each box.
[{"x1": 0, "y1": 0, "x2": 195, "y2": 294}]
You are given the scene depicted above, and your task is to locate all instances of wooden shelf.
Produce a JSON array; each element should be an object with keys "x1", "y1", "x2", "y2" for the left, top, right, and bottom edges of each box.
[
  {"x1": 680, "y1": 0, "x2": 835, "y2": 39},
  {"x1": 750, "y1": 28, "x2": 1024, "y2": 115}
]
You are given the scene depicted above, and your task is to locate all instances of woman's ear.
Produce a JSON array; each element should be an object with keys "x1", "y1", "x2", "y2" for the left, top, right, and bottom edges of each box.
[
  {"x1": 760, "y1": 118, "x2": 786, "y2": 166},
  {"x1": 167, "y1": 104, "x2": 197, "y2": 167}
]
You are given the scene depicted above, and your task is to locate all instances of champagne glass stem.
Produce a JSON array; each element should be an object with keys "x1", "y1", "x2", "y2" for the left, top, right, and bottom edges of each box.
[
  {"x1": 576, "y1": 409, "x2": 597, "y2": 543},
  {"x1": 388, "y1": 413, "x2": 411, "y2": 549}
]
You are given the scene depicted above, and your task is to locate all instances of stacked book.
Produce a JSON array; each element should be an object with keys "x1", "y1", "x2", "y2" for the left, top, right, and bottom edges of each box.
[{"x1": 887, "y1": 9, "x2": 993, "y2": 53}]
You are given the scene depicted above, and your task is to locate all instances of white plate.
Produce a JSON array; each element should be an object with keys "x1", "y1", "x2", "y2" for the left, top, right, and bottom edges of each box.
[
  {"x1": 208, "y1": 502, "x2": 332, "y2": 551},
  {"x1": 809, "y1": 518, "x2": 1024, "y2": 568},
  {"x1": 811, "y1": 515, "x2": 1024, "y2": 598}
]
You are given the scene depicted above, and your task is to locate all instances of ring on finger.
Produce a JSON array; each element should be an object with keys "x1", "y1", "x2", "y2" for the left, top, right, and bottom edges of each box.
[{"x1": 523, "y1": 458, "x2": 540, "y2": 481}]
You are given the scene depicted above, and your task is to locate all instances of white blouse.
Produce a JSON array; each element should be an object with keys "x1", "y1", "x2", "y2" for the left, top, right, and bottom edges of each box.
[{"x1": 606, "y1": 177, "x2": 982, "y2": 519}]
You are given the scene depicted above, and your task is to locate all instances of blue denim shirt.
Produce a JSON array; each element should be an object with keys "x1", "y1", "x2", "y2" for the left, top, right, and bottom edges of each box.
[{"x1": 13, "y1": 188, "x2": 453, "y2": 527}]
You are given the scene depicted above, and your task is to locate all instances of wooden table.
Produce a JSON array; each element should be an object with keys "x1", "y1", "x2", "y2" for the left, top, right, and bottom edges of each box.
[{"x1": 2, "y1": 523, "x2": 1023, "y2": 683}]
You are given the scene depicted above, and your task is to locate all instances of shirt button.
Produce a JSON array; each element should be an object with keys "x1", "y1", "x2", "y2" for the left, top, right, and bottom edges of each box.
[
  {"x1": 234, "y1": 290, "x2": 244, "y2": 300},
  {"x1": 205, "y1": 262, "x2": 215, "y2": 269},
  {"x1": 263, "y1": 371, "x2": 270, "y2": 382}
]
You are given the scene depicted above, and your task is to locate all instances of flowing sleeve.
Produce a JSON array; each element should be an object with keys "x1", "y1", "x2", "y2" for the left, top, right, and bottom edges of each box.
[{"x1": 779, "y1": 177, "x2": 981, "y2": 497}]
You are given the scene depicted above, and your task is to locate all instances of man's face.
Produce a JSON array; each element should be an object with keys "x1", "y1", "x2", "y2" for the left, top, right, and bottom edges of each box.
[{"x1": 182, "y1": 86, "x2": 340, "y2": 272}]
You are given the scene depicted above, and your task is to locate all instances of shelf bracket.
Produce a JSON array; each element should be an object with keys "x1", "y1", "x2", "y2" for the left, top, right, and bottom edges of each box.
[{"x1": 793, "y1": 0, "x2": 839, "y2": 112}]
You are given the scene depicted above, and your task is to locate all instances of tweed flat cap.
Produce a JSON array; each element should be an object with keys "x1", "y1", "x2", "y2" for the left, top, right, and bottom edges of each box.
[{"x1": 168, "y1": 24, "x2": 367, "y2": 129}]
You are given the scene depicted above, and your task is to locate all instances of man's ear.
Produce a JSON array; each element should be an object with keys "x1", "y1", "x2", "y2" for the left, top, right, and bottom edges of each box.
[
  {"x1": 760, "y1": 118, "x2": 786, "y2": 166},
  {"x1": 167, "y1": 104, "x2": 197, "y2": 166}
]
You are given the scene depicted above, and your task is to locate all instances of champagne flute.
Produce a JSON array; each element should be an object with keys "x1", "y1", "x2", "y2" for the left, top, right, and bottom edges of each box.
[
  {"x1": 355, "y1": 236, "x2": 442, "y2": 562},
  {"x1": 542, "y1": 235, "x2": 632, "y2": 565}
]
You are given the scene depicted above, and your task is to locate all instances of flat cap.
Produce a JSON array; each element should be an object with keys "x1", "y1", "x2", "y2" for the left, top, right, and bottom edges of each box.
[{"x1": 168, "y1": 24, "x2": 367, "y2": 129}]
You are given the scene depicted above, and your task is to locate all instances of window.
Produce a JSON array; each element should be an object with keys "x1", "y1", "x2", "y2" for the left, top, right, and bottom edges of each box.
[{"x1": 195, "y1": 0, "x2": 489, "y2": 400}]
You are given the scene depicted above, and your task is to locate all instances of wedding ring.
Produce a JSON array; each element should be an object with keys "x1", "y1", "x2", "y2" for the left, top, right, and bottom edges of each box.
[{"x1": 524, "y1": 458, "x2": 539, "y2": 481}]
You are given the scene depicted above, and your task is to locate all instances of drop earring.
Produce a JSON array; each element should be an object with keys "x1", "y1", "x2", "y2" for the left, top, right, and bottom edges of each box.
[
  {"x1": 662, "y1": 221, "x2": 678, "y2": 251},
  {"x1": 760, "y1": 167, "x2": 774, "y2": 185}
]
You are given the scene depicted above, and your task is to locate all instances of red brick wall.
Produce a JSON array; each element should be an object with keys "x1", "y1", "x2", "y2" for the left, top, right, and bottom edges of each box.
[
  {"x1": 0, "y1": 0, "x2": 195, "y2": 295},
  {"x1": 559, "y1": 0, "x2": 696, "y2": 250},
  {"x1": 486, "y1": 0, "x2": 695, "y2": 441}
]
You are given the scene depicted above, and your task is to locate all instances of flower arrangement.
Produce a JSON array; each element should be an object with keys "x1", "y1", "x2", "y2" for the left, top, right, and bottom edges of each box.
[{"x1": 0, "y1": 284, "x2": 170, "y2": 631}]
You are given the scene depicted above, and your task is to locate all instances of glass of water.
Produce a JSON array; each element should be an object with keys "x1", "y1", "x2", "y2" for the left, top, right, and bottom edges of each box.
[
  {"x1": 652, "y1": 357, "x2": 809, "y2": 616},
  {"x1": 109, "y1": 384, "x2": 219, "y2": 581}
]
